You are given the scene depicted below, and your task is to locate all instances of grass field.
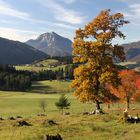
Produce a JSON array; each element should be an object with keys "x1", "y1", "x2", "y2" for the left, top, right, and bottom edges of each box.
[
  {"x1": 117, "y1": 61, "x2": 140, "y2": 71},
  {"x1": 32, "y1": 59, "x2": 59, "y2": 67},
  {"x1": 15, "y1": 64, "x2": 66, "y2": 72},
  {"x1": 0, "y1": 80, "x2": 140, "y2": 140},
  {"x1": 15, "y1": 59, "x2": 66, "y2": 72},
  {"x1": 31, "y1": 80, "x2": 72, "y2": 93}
]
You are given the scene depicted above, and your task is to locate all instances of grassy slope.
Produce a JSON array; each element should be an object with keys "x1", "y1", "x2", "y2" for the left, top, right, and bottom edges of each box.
[
  {"x1": 117, "y1": 61, "x2": 140, "y2": 71},
  {"x1": 15, "y1": 59, "x2": 66, "y2": 72},
  {"x1": 32, "y1": 59, "x2": 59, "y2": 67},
  {"x1": 0, "y1": 80, "x2": 140, "y2": 140}
]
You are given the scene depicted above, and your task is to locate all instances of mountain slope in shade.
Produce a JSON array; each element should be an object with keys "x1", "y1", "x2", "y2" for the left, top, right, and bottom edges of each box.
[
  {"x1": 0, "y1": 37, "x2": 48, "y2": 64},
  {"x1": 123, "y1": 41, "x2": 140, "y2": 61},
  {"x1": 26, "y1": 32, "x2": 72, "y2": 56}
]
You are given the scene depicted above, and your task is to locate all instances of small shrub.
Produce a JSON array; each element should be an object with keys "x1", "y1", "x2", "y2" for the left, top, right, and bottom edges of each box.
[
  {"x1": 55, "y1": 94, "x2": 71, "y2": 114},
  {"x1": 39, "y1": 99, "x2": 47, "y2": 113}
]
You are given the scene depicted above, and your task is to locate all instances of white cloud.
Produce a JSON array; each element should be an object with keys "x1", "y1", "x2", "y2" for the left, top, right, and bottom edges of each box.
[
  {"x1": 29, "y1": 18, "x2": 78, "y2": 30},
  {"x1": 53, "y1": 23, "x2": 77, "y2": 29},
  {"x1": 0, "y1": 21, "x2": 77, "y2": 41},
  {"x1": 39, "y1": 0, "x2": 85, "y2": 25},
  {"x1": 0, "y1": 27, "x2": 38, "y2": 42},
  {"x1": 129, "y1": 4, "x2": 140, "y2": 14},
  {"x1": 33, "y1": 19, "x2": 78, "y2": 30},
  {"x1": 123, "y1": 4, "x2": 140, "y2": 24},
  {"x1": 59, "y1": 0, "x2": 76, "y2": 4},
  {"x1": 0, "y1": 0, "x2": 30, "y2": 20},
  {"x1": 0, "y1": 0, "x2": 51, "y2": 24},
  {"x1": 118, "y1": 0, "x2": 130, "y2": 2},
  {"x1": 116, "y1": 0, "x2": 140, "y2": 3},
  {"x1": 0, "y1": 0, "x2": 78, "y2": 41},
  {"x1": 0, "y1": 0, "x2": 81, "y2": 26}
]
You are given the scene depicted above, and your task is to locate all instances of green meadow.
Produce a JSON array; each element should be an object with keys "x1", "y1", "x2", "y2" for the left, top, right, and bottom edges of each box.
[
  {"x1": 15, "y1": 59, "x2": 66, "y2": 72},
  {"x1": 0, "y1": 80, "x2": 140, "y2": 140}
]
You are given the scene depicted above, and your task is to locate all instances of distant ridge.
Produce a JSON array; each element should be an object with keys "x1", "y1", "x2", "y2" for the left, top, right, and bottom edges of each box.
[
  {"x1": 0, "y1": 37, "x2": 48, "y2": 64},
  {"x1": 26, "y1": 32, "x2": 72, "y2": 57},
  {"x1": 122, "y1": 41, "x2": 140, "y2": 61}
]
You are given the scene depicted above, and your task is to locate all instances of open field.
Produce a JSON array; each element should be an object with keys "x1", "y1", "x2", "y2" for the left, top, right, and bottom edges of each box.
[
  {"x1": 15, "y1": 59, "x2": 66, "y2": 72},
  {"x1": 15, "y1": 66, "x2": 49, "y2": 72},
  {"x1": 117, "y1": 61, "x2": 140, "y2": 71},
  {"x1": 33, "y1": 59, "x2": 59, "y2": 67},
  {"x1": 15, "y1": 64, "x2": 66, "y2": 72},
  {"x1": 0, "y1": 80, "x2": 140, "y2": 140},
  {"x1": 31, "y1": 80, "x2": 73, "y2": 93},
  {"x1": 15, "y1": 59, "x2": 140, "y2": 73}
]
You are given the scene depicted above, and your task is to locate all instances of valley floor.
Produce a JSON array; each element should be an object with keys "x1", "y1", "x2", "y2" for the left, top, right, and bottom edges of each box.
[{"x1": 0, "y1": 80, "x2": 140, "y2": 140}]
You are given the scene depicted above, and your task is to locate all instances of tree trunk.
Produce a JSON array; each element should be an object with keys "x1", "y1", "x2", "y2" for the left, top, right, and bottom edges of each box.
[
  {"x1": 94, "y1": 100, "x2": 103, "y2": 114},
  {"x1": 126, "y1": 98, "x2": 130, "y2": 110},
  {"x1": 93, "y1": 74, "x2": 104, "y2": 114},
  {"x1": 96, "y1": 100, "x2": 101, "y2": 110}
]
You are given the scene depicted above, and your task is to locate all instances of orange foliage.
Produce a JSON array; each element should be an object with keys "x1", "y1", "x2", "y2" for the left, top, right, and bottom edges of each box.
[
  {"x1": 134, "y1": 78, "x2": 140, "y2": 102},
  {"x1": 109, "y1": 70, "x2": 140, "y2": 109},
  {"x1": 71, "y1": 9, "x2": 129, "y2": 107}
]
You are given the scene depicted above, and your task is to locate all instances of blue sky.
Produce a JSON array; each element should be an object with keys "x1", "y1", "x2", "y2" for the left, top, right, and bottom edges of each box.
[{"x1": 0, "y1": 0, "x2": 140, "y2": 43}]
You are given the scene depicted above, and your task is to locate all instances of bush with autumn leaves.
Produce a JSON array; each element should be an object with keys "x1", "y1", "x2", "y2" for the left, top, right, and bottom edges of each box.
[{"x1": 109, "y1": 70, "x2": 140, "y2": 110}]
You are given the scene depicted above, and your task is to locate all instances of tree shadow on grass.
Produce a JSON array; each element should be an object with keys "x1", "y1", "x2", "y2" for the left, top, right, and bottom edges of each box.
[
  {"x1": 30, "y1": 81, "x2": 70, "y2": 94},
  {"x1": 30, "y1": 85, "x2": 57, "y2": 94}
]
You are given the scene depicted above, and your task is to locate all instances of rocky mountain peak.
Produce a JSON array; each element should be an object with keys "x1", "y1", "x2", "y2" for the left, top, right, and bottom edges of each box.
[{"x1": 26, "y1": 32, "x2": 72, "y2": 57}]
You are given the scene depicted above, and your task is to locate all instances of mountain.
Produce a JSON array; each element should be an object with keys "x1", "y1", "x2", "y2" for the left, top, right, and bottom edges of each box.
[
  {"x1": 26, "y1": 32, "x2": 72, "y2": 56},
  {"x1": 0, "y1": 37, "x2": 48, "y2": 64},
  {"x1": 123, "y1": 41, "x2": 140, "y2": 61}
]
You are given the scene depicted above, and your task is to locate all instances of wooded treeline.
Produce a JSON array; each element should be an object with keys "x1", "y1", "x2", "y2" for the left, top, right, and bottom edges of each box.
[
  {"x1": 0, "y1": 65, "x2": 31, "y2": 91},
  {"x1": 0, "y1": 64, "x2": 77, "y2": 91},
  {"x1": 31, "y1": 64, "x2": 77, "y2": 81}
]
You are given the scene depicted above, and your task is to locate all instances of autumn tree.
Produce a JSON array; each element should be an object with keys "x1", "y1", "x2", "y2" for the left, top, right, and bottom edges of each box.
[
  {"x1": 134, "y1": 78, "x2": 140, "y2": 103},
  {"x1": 109, "y1": 70, "x2": 140, "y2": 110},
  {"x1": 71, "y1": 9, "x2": 129, "y2": 113}
]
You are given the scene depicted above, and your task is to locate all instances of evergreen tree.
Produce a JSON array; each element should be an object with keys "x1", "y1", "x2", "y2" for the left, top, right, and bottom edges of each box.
[{"x1": 55, "y1": 94, "x2": 71, "y2": 114}]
